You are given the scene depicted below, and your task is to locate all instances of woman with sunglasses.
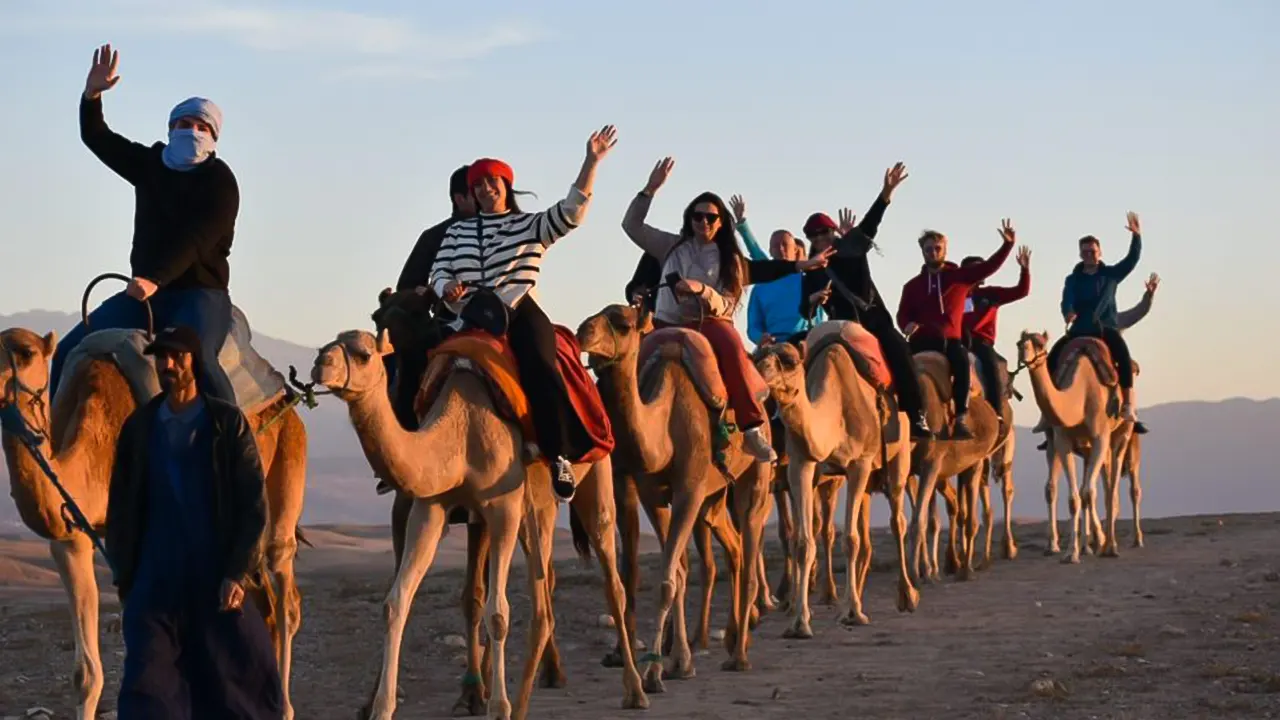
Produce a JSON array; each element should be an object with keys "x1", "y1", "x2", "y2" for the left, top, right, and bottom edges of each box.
[{"x1": 621, "y1": 157, "x2": 834, "y2": 462}]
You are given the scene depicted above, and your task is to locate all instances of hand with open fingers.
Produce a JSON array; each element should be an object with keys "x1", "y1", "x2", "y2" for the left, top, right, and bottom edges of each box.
[
  {"x1": 1016, "y1": 245, "x2": 1031, "y2": 268},
  {"x1": 1145, "y1": 272, "x2": 1160, "y2": 294},
  {"x1": 797, "y1": 245, "x2": 835, "y2": 272},
  {"x1": 644, "y1": 157, "x2": 674, "y2": 195},
  {"x1": 882, "y1": 162, "x2": 909, "y2": 199},
  {"x1": 837, "y1": 208, "x2": 857, "y2": 235},
  {"x1": 587, "y1": 125, "x2": 618, "y2": 161},
  {"x1": 998, "y1": 218, "x2": 1016, "y2": 244},
  {"x1": 675, "y1": 278, "x2": 705, "y2": 296},
  {"x1": 1125, "y1": 211, "x2": 1141, "y2": 235},
  {"x1": 730, "y1": 195, "x2": 746, "y2": 224},
  {"x1": 84, "y1": 43, "x2": 121, "y2": 99}
]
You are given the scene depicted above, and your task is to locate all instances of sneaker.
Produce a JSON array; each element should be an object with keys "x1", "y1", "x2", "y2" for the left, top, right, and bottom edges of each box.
[
  {"x1": 375, "y1": 478, "x2": 393, "y2": 496},
  {"x1": 1133, "y1": 421, "x2": 1149, "y2": 434},
  {"x1": 742, "y1": 426, "x2": 778, "y2": 463},
  {"x1": 1036, "y1": 440, "x2": 1048, "y2": 451},
  {"x1": 951, "y1": 413, "x2": 975, "y2": 440},
  {"x1": 552, "y1": 457, "x2": 576, "y2": 502},
  {"x1": 908, "y1": 411, "x2": 933, "y2": 439}
]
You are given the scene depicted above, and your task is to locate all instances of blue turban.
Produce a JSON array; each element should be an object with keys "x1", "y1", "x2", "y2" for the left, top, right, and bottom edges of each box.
[{"x1": 168, "y1": 97, "x2": 223, "y2": 140}]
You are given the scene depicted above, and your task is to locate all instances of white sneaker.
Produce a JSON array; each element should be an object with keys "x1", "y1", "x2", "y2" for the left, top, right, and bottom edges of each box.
[{"x1": 742, "y1": 426, "x2": 778, "y2": 463}]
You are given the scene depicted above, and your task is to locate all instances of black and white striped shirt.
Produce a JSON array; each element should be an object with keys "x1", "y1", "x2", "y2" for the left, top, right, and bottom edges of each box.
[{"x1": 430, "y1": 186, "x2": 590, "y2": 311}]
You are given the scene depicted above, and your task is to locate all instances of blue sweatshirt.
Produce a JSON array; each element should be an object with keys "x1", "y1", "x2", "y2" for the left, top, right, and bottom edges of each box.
[
  {"x1": 1061, "y1": 233, "x2": 1142, "y2": 335},
  {"x1": 738, "y1": 219, "x2": 825, "y2": 343}
]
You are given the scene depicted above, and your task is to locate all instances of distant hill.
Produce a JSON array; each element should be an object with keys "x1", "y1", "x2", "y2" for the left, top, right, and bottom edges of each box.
[{"x1": 0, "y1": 309, "x2": 1277, "y2": 533}]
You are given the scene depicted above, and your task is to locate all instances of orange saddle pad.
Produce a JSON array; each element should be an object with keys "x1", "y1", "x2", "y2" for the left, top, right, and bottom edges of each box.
[{"x1": 414, "y1": 325, "x2": 614, "y2": 465}]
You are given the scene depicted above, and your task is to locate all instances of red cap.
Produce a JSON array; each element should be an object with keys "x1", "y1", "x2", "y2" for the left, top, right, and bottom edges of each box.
[
  {"x1": 802, "y1": 212, "x2": 838, "y2": 237},
  {"x1": 466, "y1": 158, "x2": 514, "y2": 188}
]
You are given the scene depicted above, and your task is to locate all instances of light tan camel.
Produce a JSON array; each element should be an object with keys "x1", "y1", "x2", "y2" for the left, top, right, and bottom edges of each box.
[
  {"x1": 907, "y1": 351, "x2": 1002, "y2": 582},
  {"x1": 310, "y1": 328, "x2": 645, "y2": 720},
  {"x1": 768, "y1": 466, "x2": 846, "y2": 609},
  {"x1": 751, "y1": 325, "x2": 918, "y2": 632},
  {"x1": 966, "y1": 356, "x2": 1019, "y2": 569},
  {"x1": 577, "y1": 304, "x2": 772, "y2": 692},
  {"x1": 0, "y1": 327, "x2": 308, "y2": 720},
  {"x1": 1016, "y1": 331, "x2": 1136, "y2": 564}
]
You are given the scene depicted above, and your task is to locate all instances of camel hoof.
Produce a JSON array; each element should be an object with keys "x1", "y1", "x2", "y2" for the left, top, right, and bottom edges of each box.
[
  {"x1": 452, "y1": 686, "x2": 487, "y2": 717},
  {"x1": 1004, "y1": 544, "x2": 1019, "y2": 561},
  {"x1": 600, "y1": 649, "x2": 627, "y2": 669},
  {"x1": 486, "y1": 698, "x2": 512, "y2": 720},
  {"x1": 958, "y1": 567, "x2": 977, "y2": 582},
  {"x1": 539, "y1": 667, "x2": 568, "y2": 689},
  {"x1": 1101, "y1": 546, "x2": 1120, "y2": 559},
  {"x1": 721, "y1": 657, "x2": 751, "y2": 672},
  {"x1": 978, "y1": 557, "x2": 994, "y2": 571},
  {"x1": 1133, "y1": 536, "x2": 1145, "y2": 549},
  {"x1": 642, "y1": 666, "x2": 665, "y2": 695},
  {"x1": 749, "y1": 606, "x2": 761, "y2": 627},
  {"x1": 622, "y1": 687, "x2": 650, "y2": 710},
  {"x1": 839, "y1": 611, "x2": 871, "y2": 627},
  {"x1": 898, "y1": 586, "x2": 920, "y2": 613},
  {"x1": 1061, "y1": 553, "x2": 1080, "y2": 565},
  {"x1": 663, "y1": 661, "x2": 696, "y2": 681},
  {"x1": 782, "y1": 621, "x2": 814, "y2": 639}
]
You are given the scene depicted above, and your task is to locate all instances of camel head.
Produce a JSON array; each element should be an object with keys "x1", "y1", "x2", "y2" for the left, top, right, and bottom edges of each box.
[
  {"x1": 0, "y1": 328, "x2": 58, "y2": 431},
  {"x1": 751, "y1": 341, "x2": 806, "y2": 406},
  {"x1": 1016, "y1": 330, "x2": 1050, "y2": 368},
  {"x1": 576, "y1": 303, "x2": 652, "y2": 370},
  {"x1": 311, "y1": 329, "x2": 394, "y2": 399}
]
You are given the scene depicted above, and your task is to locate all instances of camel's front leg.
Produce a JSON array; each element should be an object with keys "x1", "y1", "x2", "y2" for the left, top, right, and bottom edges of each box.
[
  {"x1": 365, "y1": 500, "x2": 448, "y2": 720},
  {"x1": 605, "y1": 471, "x2": 641, "y2": 670},
  {"x1": 1102, "y1": 440, "x2": 1128, "y2": 557},
  {"x1": 512, "y1": 501, "x2": 559, "y2": 720},
  {"x1": 783, "y1": 457, "x2": 819, "y2": 639},
  {"x1": 998, "y1": 439, "x2": 1018, "y2": 560},
  {"x1": 1044, "y1": 438, "x2": 1064, "y2": 555},
  {"x1": 1081, "y1": 437, "x2": 1111, "y2": 559},
  {"x1": 706, "y1": 500, "x2": 744, "y2": 648},
  {"x1": 978, "y1": 459, "x2": 995, "y2": 569},
  {"x1": 642, "y1": 486, "x2": 703, "y2": 694},
  {"x1": 884, "y1": 442, "x2": 920, "y2": 613},
  {"x1": 817, "y1": 478, "x2": 840, "y2": 606},
  {"x1": 838, "y1": 461, "x2": 873, "y2": 626},
  {"x1": 937, "y1": 480, "x2": 960, "y2": 579},
  {"x1": 483, "y1": 494, "x2": 523, "y2": 720},
  {"x1": 724, "y1": 469, "x2": 769, "y2": 672},
  {"x1": 1059, "y1": 435, "x2": 1084, "y2": 564},
  {"x1": 909, "y1": 465, "x2": 942, "y2": 582},
  {"x1": 454, "y1": 520, "x2": 491, "y2": 716},
  {"x1": 957, "y1": 467, "x2": 982, "y2": 580},
  {"x1": 691, "y1": 516, "x2": 716, "y2": 650},
  {"x1": 1127, "y1": 441, "x2": 1145, "y2": 548},
  {"x1": 51, "y1": 535, "x2": 104, "y2": 720}
]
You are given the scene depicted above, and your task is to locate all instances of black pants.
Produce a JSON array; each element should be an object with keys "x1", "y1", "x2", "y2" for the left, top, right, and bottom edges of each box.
[
  {"x1": 1047, "y1": 327, "x2": 1133, "y2": 389},
  {"x1": 969, "y1": 339, "x2": 1004, "y2": 411},
  {"x1": 859, "y1": 312, "x2": 925, "y2": 416},
  {"x1": 508, "y1": 298, "x2": 591, "y2": 461},
  {"x1": 909, "y1": 334, "x2": 972, "y2": 414}
]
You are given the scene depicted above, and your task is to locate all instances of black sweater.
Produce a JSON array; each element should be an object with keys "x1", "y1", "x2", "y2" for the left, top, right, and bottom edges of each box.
[
  {"x1": 800, "y1": 194, "x2": 891, "y2": 323},
  {"x1": 79, "y1": 95, "x2": 239, "y2": 291},
  {"x1": 396, "y1": 212, "x2": 467, "y2": 292}
]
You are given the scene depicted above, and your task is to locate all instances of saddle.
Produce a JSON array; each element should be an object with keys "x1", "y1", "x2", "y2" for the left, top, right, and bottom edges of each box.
[
  {"x1": 413, "y1": 325, "x2": 615, "y2": 465},
  {"x1": 913, "y1": 350, "x2": 986, "y2": 438},
  {"x1": 803, "y1": 320, "x2": 901, "y2": 448},
  {"x1": 1053, "y1": 337, "x2": 1141, "y2": 420}
]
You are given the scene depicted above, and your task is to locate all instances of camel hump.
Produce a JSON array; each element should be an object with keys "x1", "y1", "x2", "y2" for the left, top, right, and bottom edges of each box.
[
  {"x1": 913, "y1": 350, "x2": 984, "y2": 407},
  {"x1": 804, "y1": 320, "x2": 893, "y2": 390},
  {"x1": 1057, "y1": 337, "x2": 1119, "y2": 387},
  {"x1": 637, "y1": 327, "x2": 768, "y2": 411},
  {"x1": 56, "y1": 306, "x2": 288, "y2": 413}
]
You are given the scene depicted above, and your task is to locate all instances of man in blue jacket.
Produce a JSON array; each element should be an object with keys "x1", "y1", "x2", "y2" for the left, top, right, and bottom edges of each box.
[{"x1": 1045, "y1": 211, "x2": 1147, "y2": 430}]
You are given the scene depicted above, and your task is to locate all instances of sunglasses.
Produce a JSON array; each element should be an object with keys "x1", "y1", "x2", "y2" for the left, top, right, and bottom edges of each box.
[{"x1": 691, "y1": 211, "x2": 720, "y2": 224}]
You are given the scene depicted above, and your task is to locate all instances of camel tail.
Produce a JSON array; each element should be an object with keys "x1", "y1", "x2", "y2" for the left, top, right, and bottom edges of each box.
[
  {"x1": 569, "y1": 504, "x2": 593, "y2": 561},
  {"x1": 295, "y1": 525, "x2": 313, "y2": 549}
]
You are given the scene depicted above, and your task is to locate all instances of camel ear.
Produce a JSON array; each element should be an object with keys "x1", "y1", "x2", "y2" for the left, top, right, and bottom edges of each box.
[
  {"x1": 41, "y1": 331, "x2": 57, "y2": 357},
  {"x1": 637, "y1": 307, "x2": 654, "y2": 335},
  {"x1": 375, "y1": 327, "x2": 395, "y2": 356}
]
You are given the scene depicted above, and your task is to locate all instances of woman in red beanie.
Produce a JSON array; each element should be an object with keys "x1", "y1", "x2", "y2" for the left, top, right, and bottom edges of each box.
[
  {"x1": 429, "y1": 125, "x2": 617, "y2": 500},
  {"x1": 621, "y1": 156, "x2": 835, "y2": 462}
]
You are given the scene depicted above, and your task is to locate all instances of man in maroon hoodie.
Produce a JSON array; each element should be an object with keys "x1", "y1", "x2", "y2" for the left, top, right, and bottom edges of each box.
[
  {"x1": 960, "y1": 245, "x2": 1031, "y2": 416},
  {"x1": 896, "y1": 219, "x2": 1017, "y2": 438}
]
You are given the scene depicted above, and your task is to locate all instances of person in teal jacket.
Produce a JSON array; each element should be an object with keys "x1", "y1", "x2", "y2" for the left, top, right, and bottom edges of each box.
[{"x1": 734, "y1": 195, "x2": 825, "y2": 346}]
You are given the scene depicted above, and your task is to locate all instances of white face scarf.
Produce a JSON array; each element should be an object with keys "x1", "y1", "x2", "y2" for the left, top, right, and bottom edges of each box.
[{"x1": 161, "y1": 128, "x2": 216, "y2": 171}]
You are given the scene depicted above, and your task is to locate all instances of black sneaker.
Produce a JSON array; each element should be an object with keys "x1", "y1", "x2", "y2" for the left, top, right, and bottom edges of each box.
[
  {"x1": 909, "y1": 412, "x2": 933, "y2": 439},
  {"x1": 1036, "y1": 440, "x2": 1048, "y2": 451},
  {"x1": 952, "y1": 413, "x2": 975, "y2": 440},
  {"x1": 375, "y1": 478, "x2": 393, "y2": 495},
  {"x1": 552, "y1": 457, "x2": 576, "y2": 502},
  {"x1": 1133, "y1": 421, "x2": 1149, "y2": 435}
]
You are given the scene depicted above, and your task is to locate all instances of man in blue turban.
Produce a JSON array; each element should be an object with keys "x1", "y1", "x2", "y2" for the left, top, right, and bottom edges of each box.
[{"x1": 51, "y1": 43, "x2": 240, "y2": 405}]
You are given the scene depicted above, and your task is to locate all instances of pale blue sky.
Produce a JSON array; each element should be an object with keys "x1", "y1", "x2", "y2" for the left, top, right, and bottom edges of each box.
[{"x1": 0, "y1": 0, "x2": 1276, "y2": 407}]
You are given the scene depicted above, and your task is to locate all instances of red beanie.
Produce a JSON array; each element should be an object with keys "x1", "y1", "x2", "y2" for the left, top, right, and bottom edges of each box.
[
  {"x1": 802, "y1": 212, "x2": 838, "y2": 237},
  {"x1": 466, "y1": 158, "x2": 514, "y2": 188}
]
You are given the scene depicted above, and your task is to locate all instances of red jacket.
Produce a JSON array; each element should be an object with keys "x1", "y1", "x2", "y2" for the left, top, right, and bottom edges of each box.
[
  {"x1": 896, "y1": 240, "x2": 1014, "y2": 340},
  {"x1": 962, "y1": 265, "x2": 1030, "y2": 345}
]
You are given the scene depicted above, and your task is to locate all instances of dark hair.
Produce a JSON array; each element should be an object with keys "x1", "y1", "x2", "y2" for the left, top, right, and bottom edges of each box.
[
  {"x1": 1078, "y1": 235, "x2": 1101, "y2": 247},
  {"x1": 918, "y1": 229, "x2": 945, "y2": 247},
  {"x1": 960, "y1": 255, "x2": 983, "y2": 267},
  {"x1": 680, "y1": 192, "x2": 744, "y2": 301}
]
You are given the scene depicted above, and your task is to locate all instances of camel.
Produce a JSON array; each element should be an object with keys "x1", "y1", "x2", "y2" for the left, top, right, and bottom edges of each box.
[
  {"x1": 310, "y1": 328, "x2": 645, "y2": 720},
  {"x1": 0, "y1": 322, "x2": 308, "y2": 720},
  {"x1": 577, "y1": 303, "x2": 772, "y2": 692},
  {"x1": 907, "y1": 350, "x2": 1003, "y2": 582},
  {"x1": 751, "y1": 323, "x2": 918, "y2": 631},
  {"x1": 967, "y1": 356, "x2": 1020, "y2": 569},
  {"x1": 1016, "y1": 330, "x2": 1136, "y2": 564}
]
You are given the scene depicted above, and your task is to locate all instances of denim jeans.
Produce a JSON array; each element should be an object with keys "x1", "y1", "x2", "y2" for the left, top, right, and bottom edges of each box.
[{"x1": 50, "y1": 288, "x2": 236, "y2": 404}]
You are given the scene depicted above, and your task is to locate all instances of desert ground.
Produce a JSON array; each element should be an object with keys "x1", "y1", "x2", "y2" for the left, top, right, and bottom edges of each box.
[{"x1": 2, "y1": 512, "x2": 1280, "y2": 719}]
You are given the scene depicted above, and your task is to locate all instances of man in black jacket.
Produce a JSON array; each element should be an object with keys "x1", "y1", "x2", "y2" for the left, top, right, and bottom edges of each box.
[
  {"x1": 52, "y1": 44, "x2": 241, "y2": 406},
  {"x1": 798, "y1": 162, "x2": 932, "y2": 439},
  {"x1": 396, "y1": 164, "x2": 476, "y2": 293},
  {"x1": 106, "y1": 325, "x2": 282, "y2": 719}
]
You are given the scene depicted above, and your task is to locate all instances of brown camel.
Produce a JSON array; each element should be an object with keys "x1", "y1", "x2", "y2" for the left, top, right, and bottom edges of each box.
[
  {"x1": 310, "y1": 328, "x2": 645, "y2": 720},
  {"x1": 907, "y1": 351, "x2": 1003, "y2": 582},
  {"x1": 752, "y1": 324, "x2": 918, "y2": 631},
  {"x1": 577, "y1": 303, "x2": 772, "y2": 692},
  {"x1": 0, "y1": 326, "x2": 308, "y2": 720},
  {"x1": 964, "y1": 355, "x2": 1020, "y2": 570},
  {"x1": 1016, "y1": 331, "x2": 1136, "y2": 564}
]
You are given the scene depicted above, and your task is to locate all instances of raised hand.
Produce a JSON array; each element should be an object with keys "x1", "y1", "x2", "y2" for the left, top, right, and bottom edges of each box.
[
  {"x1": 1144, "y1": 272, "x2": 1160, "y2": 294},
  {"x1": 644, "y1": 157, "x2": 674, "y2": 195},
  {"x1": 1125, "y1": 211, "x2": 1141, "y2": 235},
  {"x1": 998, "y1": 218, "x2": 1016, "y2": 244},
  {"x1": 84, "y1": 43, "x2": 121, "y2": 99},
  {"x1": 1016, "y1": 245, "x2": 1031, "y2": 268},
  {"x1": 586, "y1": 125, "x2": 618, "y2": 162},
  {"x1": 881, "y1": 162, "x2": 909, "y2": 200},
  {"x1": 797, "y1": 245, "x2": 836, "y2": 272},
  {"x1": 730, "y1": 194, "x2": 746, "y2": 224},
  {"x1": 837, "y1": 208, "x2": 857, "y2": 236}
]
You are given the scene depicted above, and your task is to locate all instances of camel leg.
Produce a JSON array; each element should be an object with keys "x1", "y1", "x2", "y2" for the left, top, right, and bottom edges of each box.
[
  {"x1": 263, "y1": 437, "x2": 306, "y2": 720},
  {"x1": 453, "y1": 520, "x2": 491, "y2": 717},
  {"x1": 783, "y1": 457, "x2": 819, "y2": 639},
  {"x1": 883, "y1": 440, "x2": 920, "y2": 613},
  {"x1": 817, "y1": 479, "x2": 840, "y2": 606},
  {"x1": 723, "y1": 465, "x2": 769, "y2": 672},
  {"x1": 1044, "y1": 440, "x2": 1065, "y2": 555},
  {"x1": 604, "y1": 472, "x2": 641, "y2": 669},
  {"x1": 50, "y1": 535, "x2": 104, "y2": 720},
  {"x1": 691, "y1": 516, "x2": 716, "y2": 650},
  {"x1": 573, "y1": 462, "x2": 648, "y2": 710},
  {"x1": 1059, "y1": 433, "x2": 1084, "y2": 564},
  {"x1": 642, "y1": 485, "x2": 704, "y2": 694},
  {"x1": 998, "y1": 436, "x2": 1018, "y2": 560},
  {"x1": 706, "y1": 496, "x2": 744, "y2": 647},
  {"x1": 390, "y1": 491, "x2": 412, "y2": 575},
  {"x1": 937, "y1": 481, "x2": 960, "y2": 579},
  {"x1": 512, "y1": 500, "x2": 559, "y2": 720},
  {"x1": 856, "y1": 491, "x2": 873, "y2": 598},
  {"x1": 1128, "y1": 441, "x2": 1144, "y2": 548},
  {"x1": 838, "y1": 460, "x2": 874, "y2": 626},
  {"x1": 957, "y1": 467, "x2": 982, "y2": 581},
  {"x1": 909, "y1": 465, "x2": 942, "y2": 583},
  {"x1": 772, "y1": 477, "x2": 795, "y2": 611},
  {"x1": 483, "y1": 492, "x2": 524, "y2": 720},
  {"x1": 366, "y1": 500, "x2": 448, "y2": 720},
  {"x1": 1102, "y1": 443, "x2": 1126, "y2": 557},
  {"x1": 754, "y1": 534, "x2": 774, "y2": 614},
  {"x1": 1082, "y1": 437, "x2": 1112, "y2": 559},
  {"x1": 978, "y1": 459, "x2": 995, "y2": 570}
]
